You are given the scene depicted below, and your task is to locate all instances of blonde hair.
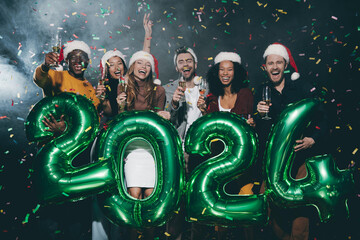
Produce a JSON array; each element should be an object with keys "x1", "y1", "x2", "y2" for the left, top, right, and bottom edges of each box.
[{"x1": 125, "y1": 64, "x2": 157, "y2": 111}]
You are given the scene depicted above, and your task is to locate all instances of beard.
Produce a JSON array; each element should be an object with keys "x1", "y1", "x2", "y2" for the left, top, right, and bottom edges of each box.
[{"x1": 182, "y1": 71, "x2": 195, "y2": 81}]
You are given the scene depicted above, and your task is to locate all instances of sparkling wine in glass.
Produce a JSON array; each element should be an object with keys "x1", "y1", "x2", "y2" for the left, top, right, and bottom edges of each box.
[
  {"x1": 198, "y1": 79, "x2": 207, "y2": 97},
  {"x1": 50, "y1": 32, "x2": 61, "y2": 68},
  {"x1": 118, "y1": 78, "x2": 127, "y2": 112},
  {"x1": 178, "y1": 78, "x2": 186, "y2": 102},
  {"x1": 262, "y1": 86, "x2": 272, "y2": 120}
]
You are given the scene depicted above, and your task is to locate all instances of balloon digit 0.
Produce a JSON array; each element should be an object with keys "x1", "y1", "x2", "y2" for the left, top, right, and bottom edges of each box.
[
  {"x1": 25, "y1": 93, "x2": 117, "y2": 203},
  {"x1": 265, "y1": 98, "x2": 354, "y2": 222},
  {"x1": 94, "y1": 111, "x2": 185, "y2": 228},
  {"x1": 184, "y1": 112, "x2": 268, "y2": 227}
]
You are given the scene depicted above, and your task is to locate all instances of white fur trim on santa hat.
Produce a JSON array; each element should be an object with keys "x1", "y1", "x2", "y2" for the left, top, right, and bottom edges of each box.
[
  {"x1": 173, "y1": 47, "x2": 198, "y2": 65},
  {"x1": 153, "y1": 79, "x2": 161, "y2": 85},
  {"x1": 263, "y1": 44, "x2": 289, "y2": 63},
  {"x1": 128, "y1": 51, "x2": 155, "y2": 73},
  {"x1": 63, "y1": 40, "x2": 91, "y2": 60},
  {"x1": 101, "y1": 50, "x2": 126, "y2": 79},
  {"x1": 291, "y1": 72, "x2": 300, "y2": 81},
  {"x1": 214, "y1": 52, "x2": 241, "y2": 65}
]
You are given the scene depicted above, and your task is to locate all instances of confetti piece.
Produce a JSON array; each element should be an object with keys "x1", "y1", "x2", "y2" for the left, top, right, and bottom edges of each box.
[
  {"x1": 189, "y1": 217, "x2": 198, "y2": 221},
  {"x1": 353, "y1": 148, "x2": 358, "y2": 155},
  {"x1": 85, "y1": 126, "x2": 92, "y2": 132},
  {"x1": 202, "y1": 208, "x2": 206, "y2": 214},
  {"x1": 164, "y1": 232, "x2": 171, "y2": 237}
]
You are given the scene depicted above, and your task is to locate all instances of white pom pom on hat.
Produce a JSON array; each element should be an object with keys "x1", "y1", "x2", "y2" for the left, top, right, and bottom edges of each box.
[
  {"x1": 263, "y1": 42, "x2": 300, "y2": 80},
  {"x1": 62, "y1": 40, "x2": 91, "y2": 60},
  {"x1": 100, "y1": 50, "x2": 126, "y2": 79},
  {"x1": 214, "y1": 52, "x2": 241, "y2": 65}
]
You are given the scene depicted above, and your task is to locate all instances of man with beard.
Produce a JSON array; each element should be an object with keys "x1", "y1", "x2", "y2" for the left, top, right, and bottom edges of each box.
[
  {"x1": 163, "y1": 46, "x2": 208, "y2": 240},
  {"x1": 31, "y1": 40, "x2": 99, "y2": 240},
  {"x1": 164, "y1": 46, "x2": 202, "y2": 145},
  {"x1": 254, "y1": 43, "x2": 329, "y2": 240}
]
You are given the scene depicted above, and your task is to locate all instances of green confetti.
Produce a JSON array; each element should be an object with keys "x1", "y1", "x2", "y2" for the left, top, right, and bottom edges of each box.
[
  {"x1": 23, "y1": 213, "x2": 30, "y2": 224},
  {"x1": 33, "y1": 204, "x2": 41, "y2": 214},
  {"x1": 62, "y1": 192, "x2": 70, "y2": 197}
]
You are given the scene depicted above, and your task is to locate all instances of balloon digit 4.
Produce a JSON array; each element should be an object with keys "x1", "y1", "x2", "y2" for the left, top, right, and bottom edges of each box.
[{"x1": 265, "y1": 98, "x2": 354, "y2": 222}]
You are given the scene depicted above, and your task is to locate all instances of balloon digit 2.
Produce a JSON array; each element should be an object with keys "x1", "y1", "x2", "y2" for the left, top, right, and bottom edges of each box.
[
  {"x1": 25, "y1": 93, "x2": 117, "y2": 203},
  {"x1": 184, "y1": 112, "x2": 268, "y2": 227}
]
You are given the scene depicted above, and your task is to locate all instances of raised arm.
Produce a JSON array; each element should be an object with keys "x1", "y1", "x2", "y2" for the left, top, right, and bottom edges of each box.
[{"x1": 143, "y1": 13, "x2": 153, "y2": 53}]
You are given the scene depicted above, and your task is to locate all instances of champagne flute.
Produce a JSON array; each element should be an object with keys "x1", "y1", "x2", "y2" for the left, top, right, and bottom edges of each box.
[
  {"x1": 198, "y1": 79, "x2": 207, "y2": 97},
  {"x1": 198, "y1": 79, "x2": 207, "y2": 109},
  {"x1": 262, "y1": 86, "x2": 272, "y2": 120},
  {"x1": 50, "y1": 32, "x2": 61, "y2": 68},
  {"x1": 118, "y1": 77, "x2": 127, "y2": 112},
  {"x1": 178, "y1": 77, "x2": 186, "y2": 102}
]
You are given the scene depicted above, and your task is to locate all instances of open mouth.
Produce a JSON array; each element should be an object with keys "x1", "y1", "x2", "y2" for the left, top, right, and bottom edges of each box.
[
  {"x1": 271, "y1": 71, "x2": 280, "y2": 76},
  {"x1": 114, "y1": 71, "x2": 122, "y2": 75},
  {"x1": 138, "y1": 69, "x2": 146, "y2": 75},
  {"x1": 74, "y1": 65, "x2": 82, "y2": 71}
]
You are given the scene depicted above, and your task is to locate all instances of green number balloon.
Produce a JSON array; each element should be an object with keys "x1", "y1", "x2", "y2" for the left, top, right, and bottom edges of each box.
[
  {"x1": 94, "y1": 111, "x2": 185, "y2": 228},
  {"x1": 25, "y1": 93, "x2": 117, "y2": 204},
  {"x1": 184, "y1": 112, "x2": 268, "y2": 227},
  {"x1": 265, "y1": 98, "x2": 354, "y2": 222}
]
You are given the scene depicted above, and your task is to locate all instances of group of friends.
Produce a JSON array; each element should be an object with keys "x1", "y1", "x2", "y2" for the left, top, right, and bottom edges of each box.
[{"x1": 32, "y1": 14, "x2": 328, "y2": 240}]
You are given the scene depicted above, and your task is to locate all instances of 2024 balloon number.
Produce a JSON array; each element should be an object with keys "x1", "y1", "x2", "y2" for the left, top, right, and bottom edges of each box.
[{"x1": 25, "y1": 93, "x2": 354, "y2": 228}]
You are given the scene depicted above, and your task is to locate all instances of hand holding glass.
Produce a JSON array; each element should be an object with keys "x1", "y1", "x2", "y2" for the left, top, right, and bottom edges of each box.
[{"x1": 262, "y1": 86, "x2": 271, "y2": 120}]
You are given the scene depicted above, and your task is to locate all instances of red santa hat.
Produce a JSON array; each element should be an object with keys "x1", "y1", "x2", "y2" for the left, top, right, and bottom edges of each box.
[
  {"x1": 214, "y1": 52, "x2": 241, "y2": 65},
  {"x1": 128, "y1": 51, "x2": 161, "y2": 85},
  {"x1": 100, "y1": 50, "x2": 127, "y2": 79},
  {"x1": 263, "y1": 43, "x2": 300, "y2": 80}
]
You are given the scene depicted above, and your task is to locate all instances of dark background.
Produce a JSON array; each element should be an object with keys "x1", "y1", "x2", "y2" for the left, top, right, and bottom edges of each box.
[{"x1": 1, "y1": 0, "x2": 360, "y2": 239}]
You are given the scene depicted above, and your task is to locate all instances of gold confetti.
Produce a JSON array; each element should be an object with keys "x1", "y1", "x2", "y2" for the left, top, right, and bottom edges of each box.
[
  {"x1": 190, "y1": 217, "x2": 198, "y2": 221},
  {"x1": 316, "y1": 59, "x2": 321, "y2": 64},
  {"x1": 352, "y1": 148, "x2": 358, "y2": 155},
  {"x1": 85, "y1": 126, "x2": 92, "y2": 132},
  {"x1": 208, "y1": 57, "x2": 213, "y2": 60},
  {"x1": 202, "y1": 208, "x2": 206, "y2": 215},
  {"x1": 164, "y1": 232, "x2": 171, "y2": 237}
]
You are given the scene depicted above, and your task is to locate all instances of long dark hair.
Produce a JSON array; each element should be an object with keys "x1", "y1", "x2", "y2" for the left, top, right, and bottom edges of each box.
[{"x1": 206, "y1": 61, "x2": 248, "y2": 97}]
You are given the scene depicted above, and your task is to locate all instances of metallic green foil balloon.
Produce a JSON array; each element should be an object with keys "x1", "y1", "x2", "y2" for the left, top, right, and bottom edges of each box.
[
  {"x1": 94, "y1": 111, "x2": 185, "y2": 228},
  {"x1": 25, "y1": 93, "x2": 116, "y2": 204},
  {"x1": 184, "y1": 112, "x2": 268, "y2": 227},
  {"x1": 265, "y1": 98, "x2": 354, "y2": 222}
]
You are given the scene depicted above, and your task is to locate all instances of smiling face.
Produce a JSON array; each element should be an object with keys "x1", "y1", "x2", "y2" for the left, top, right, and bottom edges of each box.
[
  {"x1": 67, "y1": 49, "x2": 89, "y2": 79},
  {"x1": 175, "y1": 53, "x2": 197, "y2": 81},
  {"x1": 107, "y1": 56, "x2": 125, "y2": 79},
  {"x1": 265, "y1": 54, "x2": 288, "y2": 86},
  {"x1": 218, "y1": 60, "x2": 234, "y2": 87},
  {"x1": 133, "y1": 59, "x2": 152, "y2": 81}
]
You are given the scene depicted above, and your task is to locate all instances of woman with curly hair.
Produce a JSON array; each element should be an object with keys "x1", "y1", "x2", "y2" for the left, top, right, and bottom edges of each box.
[
  {"x1": 197, "y1": 51, "x2": 256, "y2": 240},
  {"x1": 198, "y1": 51, "x2": 253, "y2": 119}
]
